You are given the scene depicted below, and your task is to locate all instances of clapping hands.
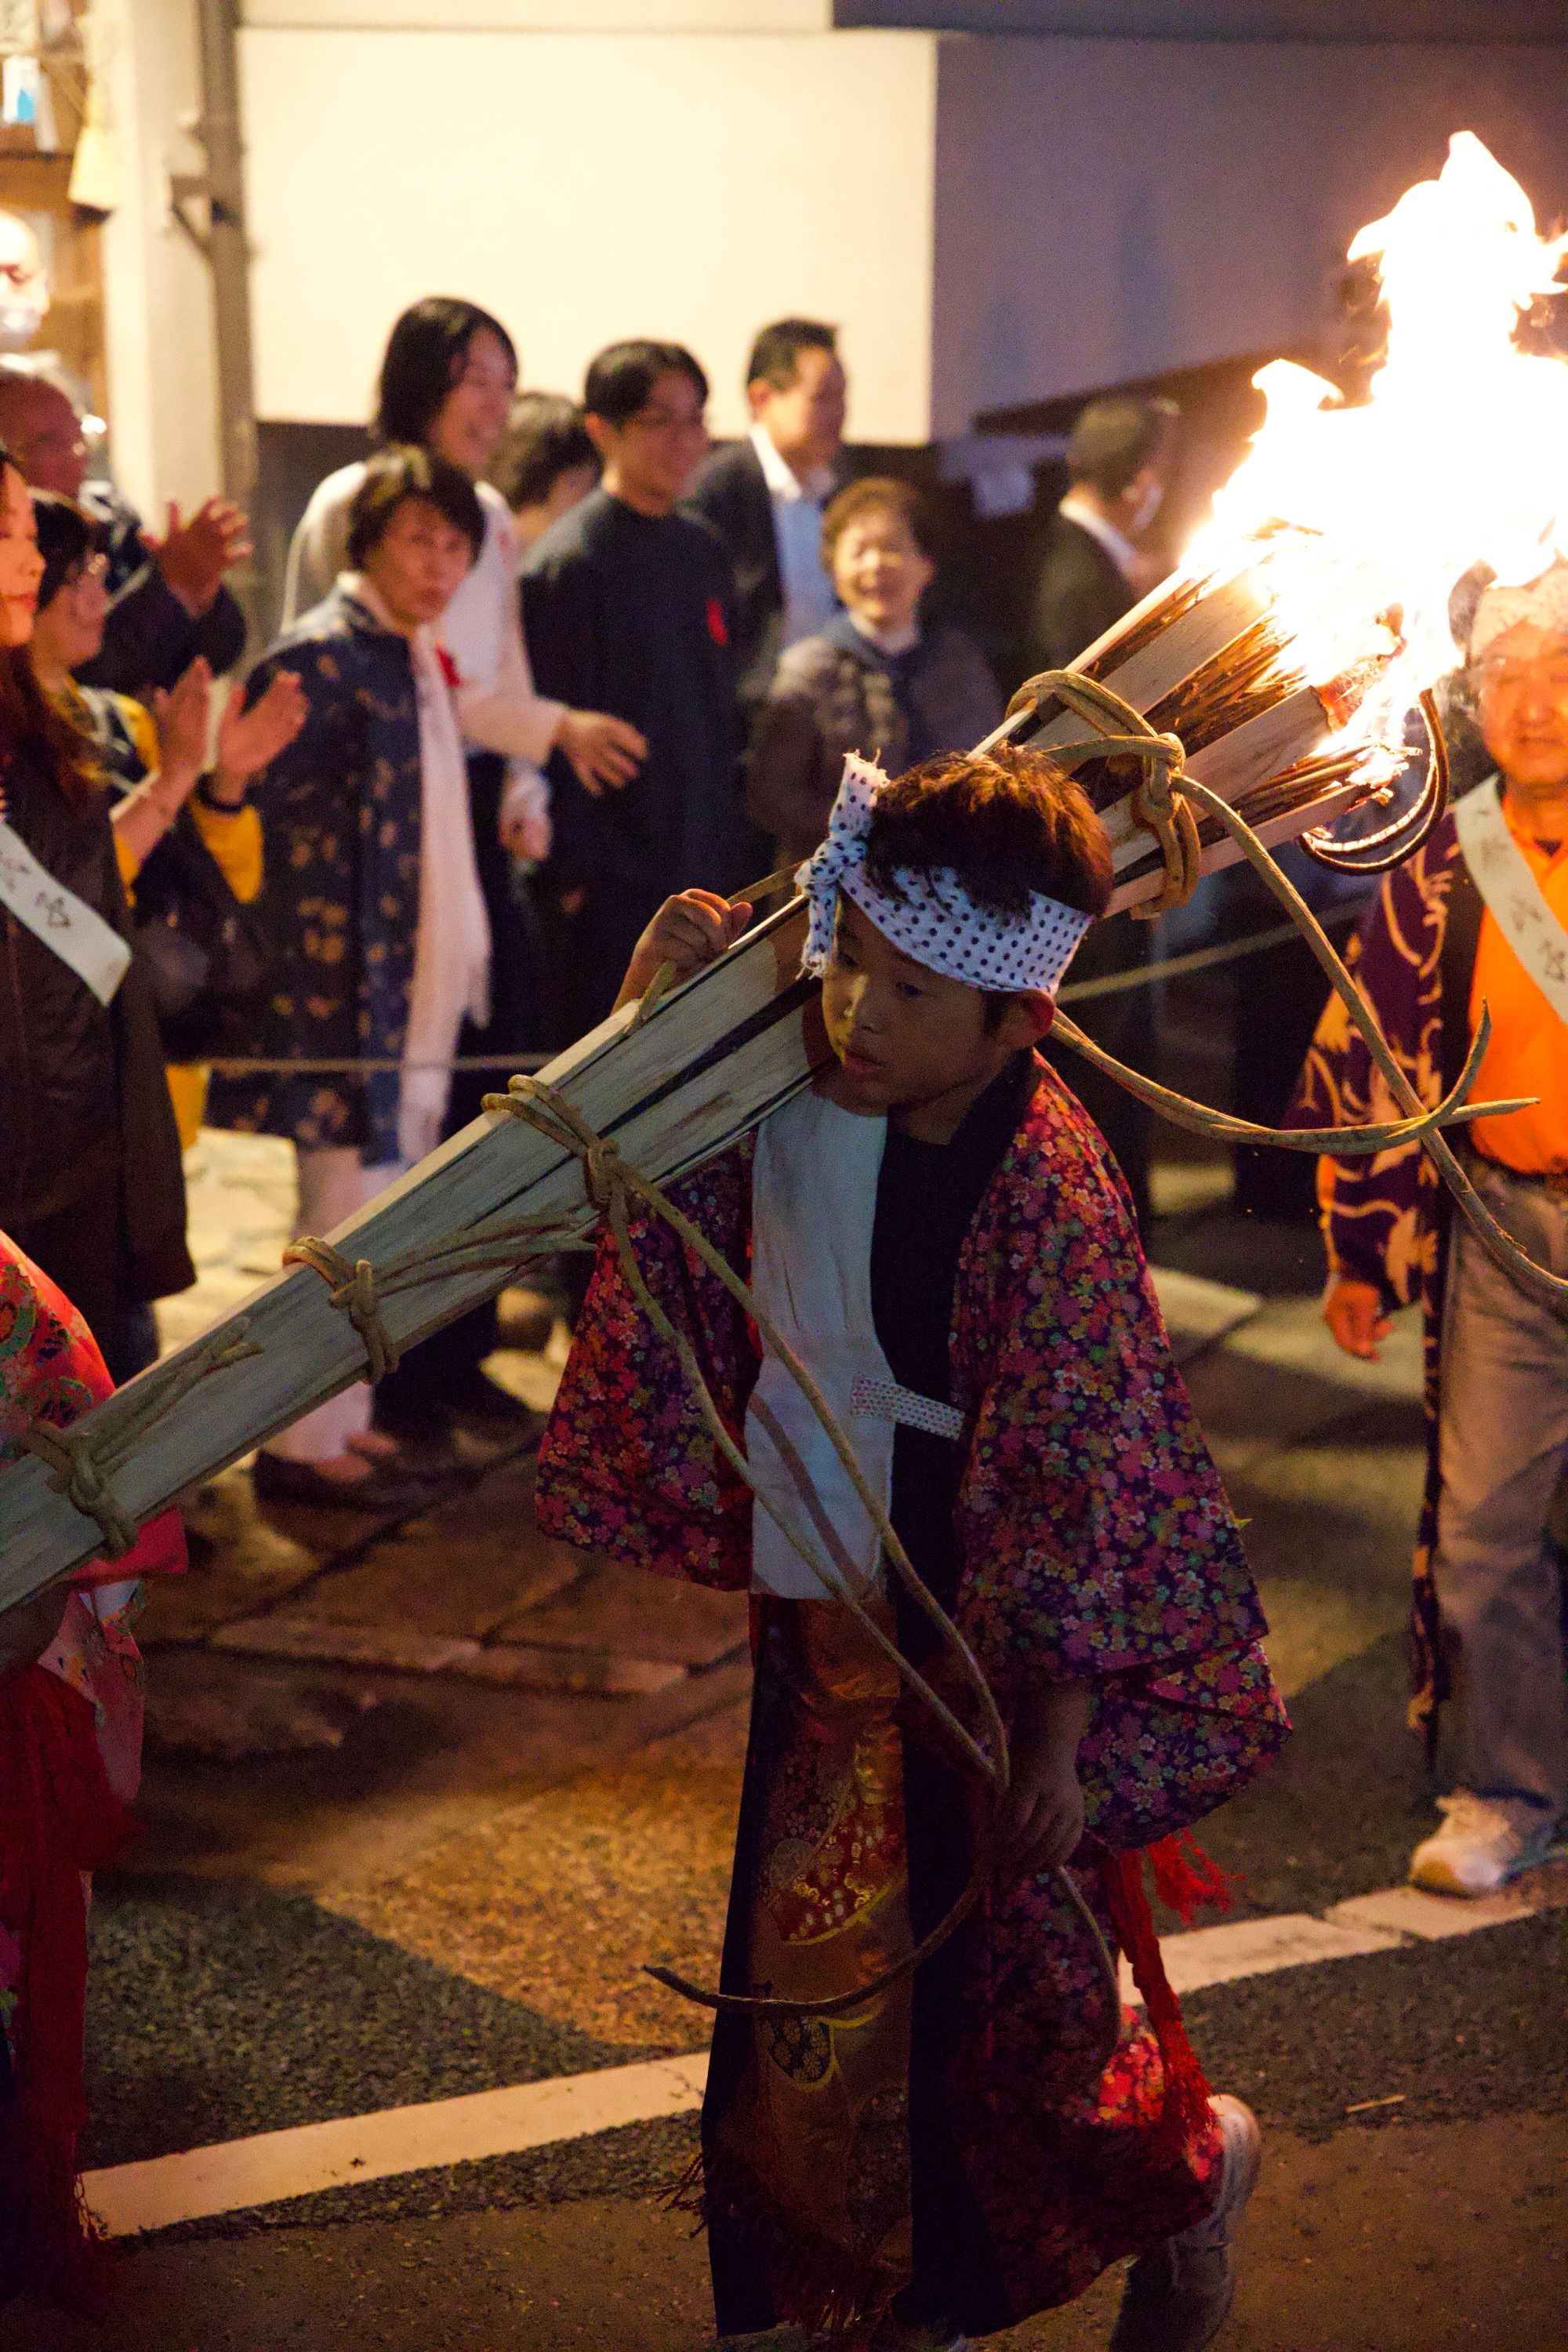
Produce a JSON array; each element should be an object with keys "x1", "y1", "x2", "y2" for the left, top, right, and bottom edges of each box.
[
  {"x1": 144, "y1": 497, "x2": 252, "y2": 617},
  {"x1": 150, "y1": 657, "x2": 214, "y2": 796},
  {"x1": 211, "y1": 669, "x2": 308, "y2": 802}
]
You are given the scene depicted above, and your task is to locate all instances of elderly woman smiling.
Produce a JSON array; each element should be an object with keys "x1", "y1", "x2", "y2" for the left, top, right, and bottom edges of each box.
[{"x1": 746, "y1": 476, "x2": 1001, "y2": 870}]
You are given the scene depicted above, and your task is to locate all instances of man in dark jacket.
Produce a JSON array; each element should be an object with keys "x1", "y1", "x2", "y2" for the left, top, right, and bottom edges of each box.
[
  {"x1": 0, "y1": 367, "x2": 247, "y2": 696},
  {"x1": 1018, "y1": 395, "x2": 1178, "y2": 1229},
  {"x1": 524, "y1": 340, "x2": 750, "y2": 1039},
  {"x1": 684, "y1": 318, "x2": 848, "y2": 713},
  {"x1": 1024, "y1": 395, "x2": 1174, "y2": 675}
]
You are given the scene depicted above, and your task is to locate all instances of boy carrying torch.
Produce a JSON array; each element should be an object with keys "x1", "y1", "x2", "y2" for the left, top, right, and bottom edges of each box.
[{"x1": 535, "y1": 746, "x2": 1287, "y2": 2352}]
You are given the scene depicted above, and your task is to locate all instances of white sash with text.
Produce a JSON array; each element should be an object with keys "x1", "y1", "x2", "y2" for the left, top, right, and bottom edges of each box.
[
  {"x1": 0, "y1": 817, "x2": 132, "y2": 1005},
  {"x1": 1453, "y1": 776, "x2": 1568, "y2": 1024}
]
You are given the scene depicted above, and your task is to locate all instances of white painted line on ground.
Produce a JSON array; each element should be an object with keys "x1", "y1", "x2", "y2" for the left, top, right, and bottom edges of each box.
[
  {"x1": 85, "y1": 1875, "x2": 1560, "y2": 2241},
  {"x1": 1118, "y1": 1888, "x2": 1547, "y2": 2005},
  {"x1": 1325, "y1": 1883, "x2": 1542, "y2": 1940},
  {"x1": 82, "y1": 2052, "x2": 709, "y2": 2239},
  {"x1": 1149, "y1": 1266, "x2": 1260, "y2": 1360},
  {"x1": 1134, "y1": 1910, "x2": 1403, "y2": 1999}
]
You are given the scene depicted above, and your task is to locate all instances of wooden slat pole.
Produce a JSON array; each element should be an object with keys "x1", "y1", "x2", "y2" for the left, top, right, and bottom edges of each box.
[
  {"x1": 0, "y1": 561, "x2": 1395, "y2": 1607},
  {"x1": 0, "y1": 903, "x2": 818, "y2": 1610}
]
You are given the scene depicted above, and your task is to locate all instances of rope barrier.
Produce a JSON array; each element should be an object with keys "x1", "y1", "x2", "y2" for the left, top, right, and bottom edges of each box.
[
  {"x1": 202, "y1": 1052, "x2": 554, "y2": 1076},
  {"x1": 191, "y1": 911, "x2": 1359, "y2": 1082},
  {"x1": 1058, "y1": 906, "x2": 1359, "y2": 1004},
  {"x1": 272, "y1": 689, "x2": 1538, "y2": 2027},
  {"x1": 19, "y1": 677, "x2": 1562, "y2": 2040}
]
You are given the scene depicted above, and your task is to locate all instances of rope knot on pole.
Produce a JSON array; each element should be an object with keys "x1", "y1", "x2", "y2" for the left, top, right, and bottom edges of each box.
[
  {"x1": 17, "y1": 1421, "x2": 140, "y2": 1559},
  {"x1": 1128, "y1": 743, "x2": 1203, "y2": 920},
  {"x1": 6, "y1": 1319, "x2": 261, "y2": 1560},
  {"x1": 1005, "y1": 666, "x2": 1203, "y2": 920},
  {"x1": 583, "y1": 1138, "x2": 625, "y2": 1218},
  {"x1": 283, "y1": 1239, "x2": 401, "y2": 1381}
]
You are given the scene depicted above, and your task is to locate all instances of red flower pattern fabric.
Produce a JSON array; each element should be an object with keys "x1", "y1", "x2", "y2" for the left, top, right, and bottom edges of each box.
[
  {"x1": 538, "y1": 1057, "x2": 1285, "y2": 1853},
  {"x1": 0, "y1": 1232, "x2": 185, "y2": 2312},
  {"x1": 536, "y1": 1062, "x2": 1287, "y2": 2332}
]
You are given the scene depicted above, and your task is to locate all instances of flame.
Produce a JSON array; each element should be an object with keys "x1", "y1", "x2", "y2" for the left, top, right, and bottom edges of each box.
[{"x1": 1185, "y1": 132, "x2": 1568, "y2": 774}]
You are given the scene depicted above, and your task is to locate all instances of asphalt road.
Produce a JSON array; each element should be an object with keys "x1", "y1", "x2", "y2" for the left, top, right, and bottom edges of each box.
[{"x1": 5, "y1": 1191, "x2": 1565, "y2": 2352}]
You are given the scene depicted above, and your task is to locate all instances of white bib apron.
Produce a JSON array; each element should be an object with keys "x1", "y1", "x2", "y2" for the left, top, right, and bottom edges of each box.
[{"x1": 744, "y1": 1087, "x2": 965, "y2": 1603}]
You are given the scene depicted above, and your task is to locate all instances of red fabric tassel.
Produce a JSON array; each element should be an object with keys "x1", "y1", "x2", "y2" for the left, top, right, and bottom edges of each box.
[
  {"x1": 0, "y1": 1666, "x2": 138, "y2": 2315},
  {"x1": 67, "y1": 1503, "x2": 187, "y2": 1592},
  {"x1": 1101, "y1": 1846, "x2": 1214, "y2": 2164},
  {"x1": 1147, "y1": 1829, "x2": 1237, "y2": 1926}
]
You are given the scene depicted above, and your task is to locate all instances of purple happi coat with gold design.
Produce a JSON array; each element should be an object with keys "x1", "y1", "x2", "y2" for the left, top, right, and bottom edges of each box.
[
  {"x1": 536, "y1": 1056, "x2": 1287, "y2": 2339},
  {"x1": 1290, "y1": 812, "x2": 1479, "y2": 1740}
]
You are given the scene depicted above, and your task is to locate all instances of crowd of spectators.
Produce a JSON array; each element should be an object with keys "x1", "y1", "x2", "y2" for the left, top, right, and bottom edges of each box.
[{"x1": 0, "y1": 306, "x2": 1177, "y2": 1505}]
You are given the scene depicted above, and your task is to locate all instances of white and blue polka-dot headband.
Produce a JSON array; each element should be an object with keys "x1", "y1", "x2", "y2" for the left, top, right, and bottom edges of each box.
[{"x1": 797, "y1": 754, "x2": 1094, "y2": 996}]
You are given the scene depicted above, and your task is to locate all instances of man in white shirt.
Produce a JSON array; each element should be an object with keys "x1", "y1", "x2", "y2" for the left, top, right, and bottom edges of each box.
[{"x1": 686, "y1": 318, "x2": 850, "y2": 713}]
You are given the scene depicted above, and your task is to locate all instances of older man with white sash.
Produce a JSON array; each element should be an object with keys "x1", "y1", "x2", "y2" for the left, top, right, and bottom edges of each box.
[{"x1": 1298, "y1": 557, "x2": 1568, "y2": 1894}]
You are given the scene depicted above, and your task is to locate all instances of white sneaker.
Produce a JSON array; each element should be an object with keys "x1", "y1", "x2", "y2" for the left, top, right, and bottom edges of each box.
[
  {"x1": 1109, "y1": 2096, "x2": 1261, "y2": 2352},
  {"x1": 1408, "y1": 1791, "x2": 1556, "y2": 1895}
]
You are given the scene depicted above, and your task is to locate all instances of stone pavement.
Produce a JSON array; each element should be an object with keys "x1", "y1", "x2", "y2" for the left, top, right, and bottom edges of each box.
[{"x1": 133, "y1": 1131, "x2": 1309, "y2": 2041}]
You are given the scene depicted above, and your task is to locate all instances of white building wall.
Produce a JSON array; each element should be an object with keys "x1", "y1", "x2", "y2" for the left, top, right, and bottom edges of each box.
[
  {"x1": 250, "y1": 3, "x2": 833, "y2": 25},
  {"x1": 96, "y1": 2, "x2": 1568, "y2": 506},
  {"x1": 98, "y1": 0, "x2": 226, "y2": 520},
  {"x1": 238, "y1": 22, "x2": 938, "y2": 442},
  {"x1": 930, "y1": 35, "x2": 1568, "y2": 431}
]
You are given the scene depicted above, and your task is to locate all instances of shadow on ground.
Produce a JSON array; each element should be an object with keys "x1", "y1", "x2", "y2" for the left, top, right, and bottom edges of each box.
[{"x1": 84, "y1": 1875, "x2": 655, "y2": 2172}]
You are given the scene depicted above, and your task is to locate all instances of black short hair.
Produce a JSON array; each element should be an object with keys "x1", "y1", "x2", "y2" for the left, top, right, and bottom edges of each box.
[
  {"x1": 863, "y1": 752, "x2": 1112, "y2": 1029},
  {"x1": 31, "y1": 488, "x2": 101, "y2": 612},
  {"x1": 373, "y1": 297, "x2": 518, "y2": 445},
  {"x1": 862, "y1": 747, "x2": 1113, "y2": 924},
  {"x1": 1066, "y1": 395, "x2": 1178, "y2": 499},
  {"x1": 346, "y1": 445, "x2": 486, "y2": 570},
  {"x1": 583, "y1": 340, "x2": 708, "y2": 430},
  {"x1": 488, "y1": 392, "x2": 597, "y2": 512},
  {"x1": 0, "y1": 452, "x2": 97, "y2": 808},
  {"x1": 746, "y1": 318, "x2": 838, "y2": 393}
]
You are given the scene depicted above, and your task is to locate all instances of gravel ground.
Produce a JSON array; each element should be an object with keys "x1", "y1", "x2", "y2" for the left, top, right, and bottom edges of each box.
[
  {"x1": 317, "y1": 1699, "x2": 748, "y2": 2049},
  {"x1": 1163, "y1": 1628, "x2": 1437, "y2": 1918},
  {"x1": 84, "y1": 1874, "x2": 651, "y2": 2170},
  {"x1": 1184, "y1": 1911, "x2": 1568, "y2": 2138},
  {"x1": 13, "y1": 2117, "x2": 1565, "y2": 2351},
  {"x1": 89, "y1": 1878, "x2": 1562, "y2": 2237}
]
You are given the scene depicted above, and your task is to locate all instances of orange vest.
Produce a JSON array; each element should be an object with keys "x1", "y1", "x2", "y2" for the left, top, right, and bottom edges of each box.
[{"x1": 1467, "y1": 802, "x2": 1568, "y2": 1175}]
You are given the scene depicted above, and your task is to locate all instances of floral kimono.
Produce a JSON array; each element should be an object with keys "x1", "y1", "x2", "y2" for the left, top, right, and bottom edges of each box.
[
  {"x1": 205, "y1": 584, "x2": 428, "y2": 1166},
  {"x1": 0, "y1": 1236, "x2": 184, "y2": 2311},
  {"x1": 536, "y1": 1055, "x2": 1287, "y2": 2340},
  {"x1": 1290, "y1": 811, "x2": 1482, "y2": 1739}
]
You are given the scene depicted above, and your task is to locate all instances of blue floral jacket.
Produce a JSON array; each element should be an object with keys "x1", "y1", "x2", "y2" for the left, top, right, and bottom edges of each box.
[{"x1": 206, "y1": 587, "x2": 423, "y2": 1164}]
